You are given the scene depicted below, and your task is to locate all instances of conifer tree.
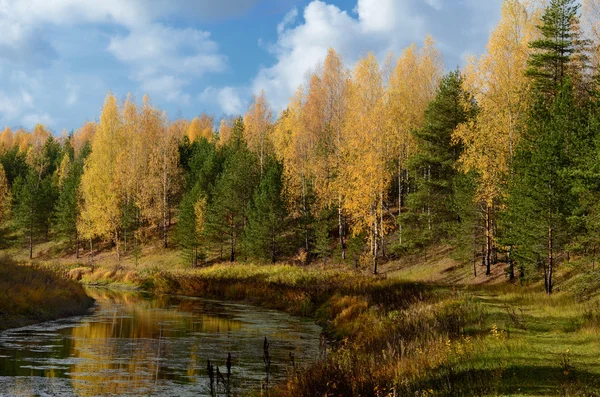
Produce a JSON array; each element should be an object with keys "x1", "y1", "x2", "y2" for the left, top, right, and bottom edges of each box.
[
  {"x1": 243, "y1": 159, "x2": 288, "y2": 262},
  {"x1": 206, "y1": 124, "x2": 259, "y2": 262},
  {"x1": 403, "y1": 71, "x2": 475, "y2": 246}
]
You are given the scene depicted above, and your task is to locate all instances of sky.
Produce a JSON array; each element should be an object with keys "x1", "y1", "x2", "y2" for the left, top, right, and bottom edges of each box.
[{"x1": 0, "y1": 0, "x2": 503, "y2": 133}]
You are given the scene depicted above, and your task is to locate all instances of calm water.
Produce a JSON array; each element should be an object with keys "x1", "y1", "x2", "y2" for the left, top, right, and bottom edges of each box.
[{"x1": 0, "y1": 288, "x2": 322, "y2": 396}]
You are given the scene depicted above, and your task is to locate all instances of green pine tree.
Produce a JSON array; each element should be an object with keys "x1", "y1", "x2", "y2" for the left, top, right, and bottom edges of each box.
[
  {"x1": 243, "y1": 159, "x2": 288, "y2": 262},
  {"x1": 401, "y1": 70, "x2": 475, "y2": 247}
]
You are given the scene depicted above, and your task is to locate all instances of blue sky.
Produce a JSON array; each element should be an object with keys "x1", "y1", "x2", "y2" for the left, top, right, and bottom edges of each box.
[{"x1": 0, "y1": 0, "x2": 503, "y2": 133}]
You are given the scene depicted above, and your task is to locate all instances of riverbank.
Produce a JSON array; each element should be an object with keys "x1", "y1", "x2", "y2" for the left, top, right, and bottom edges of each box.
[
  {"x1": 8, "y1": 246, "x2": 600, "y2": 395},
  {"x1": 53, "y1": 261, "x2": 504, "y2": 395},
  {"x1": 0, "y1": 258, "x2": 94, "y2": 331}
]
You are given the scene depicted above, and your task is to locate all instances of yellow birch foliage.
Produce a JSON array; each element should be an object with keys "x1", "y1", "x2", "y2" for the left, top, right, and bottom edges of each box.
[
  {"x1": 194, "y1": 196, "x2": 208, "y2": 235},
  {"x1": 0, "y1": 127, "x2": 13, "y2": 152},
  {"x1": 272, "y1": 86, "x2": 316, "y2": 216},
  {"x1": 388, "y1": 36, "x2": 443, "y2": 177},
  {"x1": 340, "y1": 53, "x2": 389, "y2": 238},
  {"x1": 13, "y1": 129, "x2": 30, "y2": 153},
  {"x1": 140, "y1": 97, "x2": 180, "y2": 235},
  {"x1": 79, "y1": 93, "x2": 125, "y2": 240},
  {"x1": 58, "y1": 154, "x2": 72, "y2": 188},
  {"x1": 309, "y1": 48, "x2": 350, "y2": 210},
  {"x1": 244, "y1": 90, "x2": 273, "y2": 172},
  {"x1": 454, "y1": 0, "x2": 541, "y2": 204},
  {"x1": 187, "y1": 114, "x2": 213, "y2": 142},
  {"x1": 217, "y1": 118, "x2": 234, "y2": 147},
  {"x1": 73, "y1": 122, "x2": 96, "y2": 155}
]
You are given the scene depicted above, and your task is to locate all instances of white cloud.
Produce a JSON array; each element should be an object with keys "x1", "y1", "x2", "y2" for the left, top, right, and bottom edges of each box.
[
  {"x1": 0, "y1": 1, "x2": 229, "y2": 105},
  {"x1": 278, "y1": 8, "x2": 298, "y2": 35},
  {"x1": 424, "y1": 0, "x2": 443, "y2": 11},
  {"x1": 141, "y1": 75, "x2": 190, "y2": 104},
  {"x1": 254, "y1": 0, "x2": 500, "y2": 110},
  {"x1": 21, "y1": 112, "x2": 54, "y2": 128},
  {"x1": 200, "y1": 86, "x2": 247, "y2": 116},
  {"x1": 253, "y1": 0, "x2": 427, "y2": 109},
  {"x1": 66, "y1": 83, "x2": 79, "y2": 106},
  {"x1": 107, "y1": 23, "x2": 226, "y2": 104}
]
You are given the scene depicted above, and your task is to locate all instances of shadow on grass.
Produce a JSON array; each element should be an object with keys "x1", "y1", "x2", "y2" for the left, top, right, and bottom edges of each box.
[{"x1": 500, "y1": 365, "x2": 600, "y2": 396}]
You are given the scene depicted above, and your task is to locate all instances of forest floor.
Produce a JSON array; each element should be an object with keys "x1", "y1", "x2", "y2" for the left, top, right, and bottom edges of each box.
[{"x1": 3, "y1": 238, "x2": 600, "y2": 395}]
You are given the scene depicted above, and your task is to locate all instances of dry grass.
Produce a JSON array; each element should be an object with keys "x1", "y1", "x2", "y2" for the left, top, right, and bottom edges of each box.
[{"x1": 0, "y1": 257, "x2": 94, "y2": 331}]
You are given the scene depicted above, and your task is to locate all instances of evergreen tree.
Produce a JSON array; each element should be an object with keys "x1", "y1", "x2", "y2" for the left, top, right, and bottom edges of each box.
[
  {"x1": 12, "y1": 170, "x2": 47, "y2": 259},
  {"x1": 402, "y1": 71, "x2": 475, "y2": 246},
  {"x1": 177, "y1": 184, "x2": 205, "y2": 267},
  {"x1": 504, "y1": 81, "x2": 581, "y2": 293},
  {"x1": 526, "y1": 0, "x2": 586, "y2": 96},
  {"x1": 243, "y1": 159, "x2": 288, "y2": 262},
  {"x1": 206, "y1": 127, "x2": 259, "y2": 262}
]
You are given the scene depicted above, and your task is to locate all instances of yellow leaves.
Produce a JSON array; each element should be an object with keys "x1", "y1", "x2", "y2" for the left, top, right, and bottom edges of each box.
[
  {"x1": 194, "y1": 196, "x2": 208, "y2": 235},
  {"x1": 388, "y1": 36, "x2": 443, "y2": 166},
  {"x1": 57, "y1": 154, "x2": 71, "y2": 188},
  {"x1": 0, "y1": 127, "x2": 13, "y2": 152},
  {"x1": 217, "y1": 118, "x2": 234, "y2": 147},
  {"x1": 340, "y1": 53, "x2": 388, "y2": 237},
  {"x1": 187, "y1": 114, "x2": 213, "y2": 142},
  {"x1": 454, "y1": 0, "x2": 541, "y2": 204},
  {"x1": 244, "y1": 90, "x2": 274, "y2": 172},
  {"x1": 79, "y1": 93, "x2": 124, "y2": 240}
]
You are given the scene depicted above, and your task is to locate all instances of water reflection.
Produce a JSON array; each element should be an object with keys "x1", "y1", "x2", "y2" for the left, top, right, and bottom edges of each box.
[{"x1": 0, "y1": 288, "x2": 322, "y2": 396}]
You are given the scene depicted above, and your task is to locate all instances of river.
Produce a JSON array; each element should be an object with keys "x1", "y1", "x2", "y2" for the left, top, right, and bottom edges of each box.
[{"x1": 0, "y1": 288, "x2": 323, "y2": 396}]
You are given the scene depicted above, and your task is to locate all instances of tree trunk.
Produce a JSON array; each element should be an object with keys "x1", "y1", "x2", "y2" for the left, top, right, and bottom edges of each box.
[
  {"x1": 338, "y1": 197, "x2": 345, "y2": 260},
  {"x1": 380, "y1": 194, "x2": 385, "y2": 259},
  {"x1": 472, "y1": 227, "x2": 477, "y2": 277},
  {"x1": 485, "y1": 203, "x2": 492, "y2": 276},
  {"x1": 230, "y1": 230, "x2": 236, "y2": 262},
  {"x1": 373, "y1": 208, "x2": 379, "y2": 275},
  {"x1": 508, "y1": 246, "x2": 515, "y2": 281},
  {"x1": 29, "y1": 214, "x2": 33, "y2": 260},
  {"x1": 115, "y1": 229, "x2": 121, "y2": 264},
  {"x1": 547, "y1": 227, "x2": 553, "y2": 294},
  {"x1": 90, "y1": 237, "x2": 94, "y2": 272},
  {"x1": 75, "y1": 230, "x2": 79, "y2": 259}
]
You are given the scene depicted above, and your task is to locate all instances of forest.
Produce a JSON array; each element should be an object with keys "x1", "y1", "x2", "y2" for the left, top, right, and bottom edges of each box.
[
  {"x1": 5, "y1": 0, "x2": 600, "y2": 395},
  {"x1": 1, "y1": 0, "x2": 599, "y2": 295}
]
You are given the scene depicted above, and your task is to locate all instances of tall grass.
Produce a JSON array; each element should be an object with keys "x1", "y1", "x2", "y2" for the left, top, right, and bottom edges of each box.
[{"x1": 0, "y1": 257, "x2": 94, "y2": 330}]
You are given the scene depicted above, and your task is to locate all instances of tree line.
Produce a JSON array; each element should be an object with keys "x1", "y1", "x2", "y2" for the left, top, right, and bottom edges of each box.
[{"x1": 2, "y1": 0, "x2": 600, "y2": 293}]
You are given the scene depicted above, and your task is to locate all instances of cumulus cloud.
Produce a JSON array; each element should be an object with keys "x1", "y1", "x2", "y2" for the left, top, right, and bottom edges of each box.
[
  {"x1": 0, "y1": 0, "x2": 230, "y2": 105},
  {"x1": 108, "y1": 23, "x2": 227, "y2": 103},
  {"x1": 253, "y1": 0, "x2": 501, "y2": 110},
  {"x1": 200, "y1": 86, "x2": 247, "y2": 116}
]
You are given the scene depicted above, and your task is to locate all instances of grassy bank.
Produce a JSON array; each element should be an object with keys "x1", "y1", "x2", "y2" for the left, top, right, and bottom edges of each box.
[
  {"x1": 0, "y1": 257, "x2": 94, "y2": 331},
  {"x1": 11, "y1": 244, "x2": 600, "y2": 396},
  {"x1": 53, "y1": 261, "x2": 504, "y2": 395}
]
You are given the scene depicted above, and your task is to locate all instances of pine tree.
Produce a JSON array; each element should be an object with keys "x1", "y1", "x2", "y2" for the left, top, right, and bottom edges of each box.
[
  {"x1": 504, "y1": 81, "x2": 580, "y2": 293},
  {"x1": 526, "y1": 0, "x2": 585, "y2": 96},
  {"x1": 243, "y1": 159, "x2": 288, "y2": 262},
  {"x1": 55, "y1": 144, "x2": 90, "y2": 257},
  {"x1": 206, "y1": 127, "x2": 259, "y2": 262},
  {"x1": 0, "y1": 163, "x2": 10, "y2": 226},
  {"x1": 403, "y1": 71, "x2": 475, "y2": 245},
  {"x1": 177, "y1": 185, "x2": 205, "y2": 267}
]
